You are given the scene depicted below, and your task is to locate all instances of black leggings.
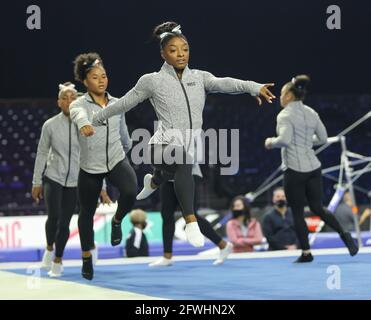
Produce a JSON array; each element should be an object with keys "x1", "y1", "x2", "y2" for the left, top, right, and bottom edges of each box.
[
  {"x1": 78, "y1": 158, "x2": 137, "y2": 251},
  {"x1": 150, "y1": 144, "x2": 195, "y2": 216},
  {"x1": 43, "y1": 176, "x2": 78, "y2": 258},
  {"x1": 284, "y1": 167, "x2": 345, "y2": 251},
  {"x1": 160, "y1": 177, "x2": 222, "y2": 253}
]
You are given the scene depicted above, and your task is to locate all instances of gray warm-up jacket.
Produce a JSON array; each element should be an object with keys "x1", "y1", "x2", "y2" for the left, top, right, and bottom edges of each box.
[
  {"x1": 68, "y1": 92, "x2": 132, "y2": 174},
  {"x1": 92, "y1": 62, "x2": 264, "y2": 149},
  {"x1": 269, "y1": 100, "x2": 328, "y2": 172},
  {"x1": 32, "y1": 112, "x2": 80, "y2": 187}
]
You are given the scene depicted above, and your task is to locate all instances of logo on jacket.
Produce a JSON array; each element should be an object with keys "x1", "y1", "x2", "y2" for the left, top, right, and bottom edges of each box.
[{"x1": 186, "y1": 82, "x2": 196, "y2": 87}]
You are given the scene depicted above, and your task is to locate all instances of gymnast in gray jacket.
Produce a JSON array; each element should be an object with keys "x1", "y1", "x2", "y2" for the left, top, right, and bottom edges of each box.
[
  {"x1": 70, "y1": 53, "x2": 137, "y2": 280},
  {"x1": 265, "y1": 75, "x2": 358, "y2": 262},
  {"x1": 92, "y1": 21, "x2": 275, "y2": 248}
]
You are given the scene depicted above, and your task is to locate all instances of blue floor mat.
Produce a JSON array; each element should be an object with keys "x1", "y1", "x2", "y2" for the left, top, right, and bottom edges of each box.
[{"x1": 7, "y1": 253, "x2": 371, "y2": 300}]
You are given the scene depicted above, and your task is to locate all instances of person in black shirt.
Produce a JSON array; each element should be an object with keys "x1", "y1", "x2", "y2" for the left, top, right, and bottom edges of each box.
[
  {"x1": 333, "y1": 192, "x2": 355, "y2": 232},
  {"x1": 263, "y1": 187, "x2": 298, "y2": 251}
]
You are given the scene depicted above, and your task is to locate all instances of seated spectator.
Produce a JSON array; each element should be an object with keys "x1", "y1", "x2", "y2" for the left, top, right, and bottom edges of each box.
[
  {"x1": 360, "y1": 207, "x2": 371, "y2": 229},
  {"x1": 226, "y1": 196, "x2": 263, "y2": 253},
  {"x1": 262, "y1": 187, "x2": 298, "y2": 250},
  {"x1": 333, "y1": 192, "x2": 355, "y2": 232},
  {"x1": 125, "y1": 209, "x2": 149, "y2": 258}
]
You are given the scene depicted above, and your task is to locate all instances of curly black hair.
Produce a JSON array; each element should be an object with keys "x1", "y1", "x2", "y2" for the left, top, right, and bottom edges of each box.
[
  {"x1": 73, "y1": 52, "x2": 104, "y2": 83},
  {"x1": 153, "y1": 21, "x2": 187, "y2": 49}
]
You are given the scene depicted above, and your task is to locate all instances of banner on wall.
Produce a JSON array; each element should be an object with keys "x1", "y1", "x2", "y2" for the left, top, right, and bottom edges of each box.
[{"x1": 0, "y1": 203, "x2": 163, "y2": 249}]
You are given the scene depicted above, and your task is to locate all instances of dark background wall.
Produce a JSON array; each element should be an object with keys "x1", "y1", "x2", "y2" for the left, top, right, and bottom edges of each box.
[{"x1": 1, "y1": 0, "x2": 371, "y2": 98}]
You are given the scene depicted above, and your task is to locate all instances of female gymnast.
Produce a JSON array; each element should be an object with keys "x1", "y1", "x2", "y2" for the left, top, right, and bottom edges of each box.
[
  {"x1": 92, "y1": 21, "x2": 275, "y2": 248},
  {"x1": 70, "y1": 53, "x2": 137, "y2": 279},
  {"x1": 265, "y1": 75, "x2": 358, "y2": 262}
]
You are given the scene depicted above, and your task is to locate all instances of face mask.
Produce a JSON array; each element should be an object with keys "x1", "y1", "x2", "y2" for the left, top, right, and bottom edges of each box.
[
  {"x1": 232, "y1": 210, "x2": 245, "y2": 218},
  {"x1": 274, "y1": 199, "x2": 287, "y2": 208},
  {"x1": 232, "y1": 209, "x2": 251, "y2": 220}
]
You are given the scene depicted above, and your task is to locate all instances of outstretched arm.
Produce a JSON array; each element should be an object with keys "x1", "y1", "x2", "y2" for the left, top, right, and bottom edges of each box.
[
  {"x1": 70, "y1": 98, "x2": 96, "y2": 137},
  {"x1": 201, "y1": 71, "x2": 275, "y2": 105},
  {"x1": 92, "y1": 74, "x2": 154, "y2": 126}
]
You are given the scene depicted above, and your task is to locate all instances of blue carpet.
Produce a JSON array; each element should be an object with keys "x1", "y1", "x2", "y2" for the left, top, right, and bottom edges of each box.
[
  {"x1": 0, "y1": 240, "x2": 215, "y2": 262},
  {"x1": 2, "y1": 232, "x2": 370, "y2": 263},
  {"x1": 7, "y1": 253, "x2": 371, "y2": 300}
]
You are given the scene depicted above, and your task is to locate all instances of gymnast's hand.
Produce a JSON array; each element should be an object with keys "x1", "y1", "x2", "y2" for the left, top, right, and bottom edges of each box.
[
  {"x1": 256, "y1": 83, "x2": 276, "y2": 106},
  {"x1": 80, "y1": 125, "x2": 96, "y2": 137},
  {"x1": 31, "y1": 186, "x2": 43, "y2": 204},
  {"x1": 265, "y1": 138, "x2": 273, "y2": 150},
  {"x1": 99, "y1": 190, "x2": 113, "y2": 206}
]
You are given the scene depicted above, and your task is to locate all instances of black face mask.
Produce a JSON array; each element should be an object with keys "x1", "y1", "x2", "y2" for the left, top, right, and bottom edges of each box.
[
  {"x1": 232, "y1": 210, "x2": 245, "y2": 218},
  {"x1": 232, "y1": 209, "x2": 250, "y2": 222},
  {"x1": 274, "y1": 199, "x2": 287, "y2": 208}
]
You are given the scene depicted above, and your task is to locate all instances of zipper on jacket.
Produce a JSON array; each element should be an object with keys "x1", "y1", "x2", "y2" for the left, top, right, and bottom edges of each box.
[
  {"x1": 64, "y1": 119, "x2": 72, "y2": 186},
  {"x1": 88, "y1": 93, "x2": 110, "y2": 172},
  {"x1": 178, "y1": 79, "x2": 193, "y2": 152},
  {"x1": 106, "y1": 119, "x2": 110, "y2": 171}
]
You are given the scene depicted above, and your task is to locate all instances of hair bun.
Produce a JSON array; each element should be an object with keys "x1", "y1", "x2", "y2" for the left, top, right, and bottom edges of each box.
[
  {"x1": 292, "y1": 74, "x2": 311, "y2": 90},
  {"x1": 153, "y1": 21, "x2": 180, "y2": 39}
]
